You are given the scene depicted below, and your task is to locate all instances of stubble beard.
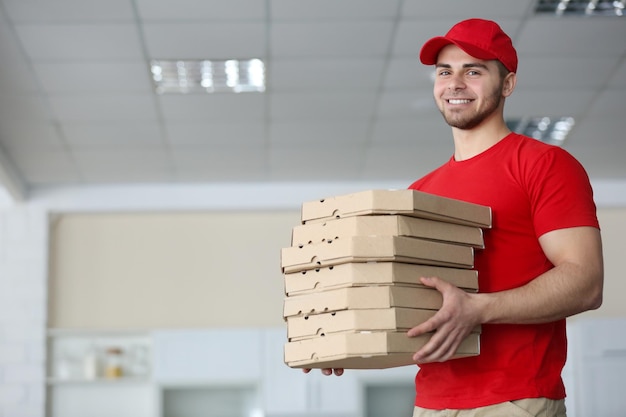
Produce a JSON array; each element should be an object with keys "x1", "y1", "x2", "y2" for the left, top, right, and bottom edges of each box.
[{"x1": 439, "y1": 85, "x2": 504, "y2": 130}]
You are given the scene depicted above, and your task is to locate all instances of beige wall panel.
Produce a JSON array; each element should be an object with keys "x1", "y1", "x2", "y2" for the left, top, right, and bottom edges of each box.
[
  {"x1": 577, "y1": 208, "x2": 626, "y2": 320},
  {"x1": 48, "y1": 211, "x2": 300, "y2": 329}
]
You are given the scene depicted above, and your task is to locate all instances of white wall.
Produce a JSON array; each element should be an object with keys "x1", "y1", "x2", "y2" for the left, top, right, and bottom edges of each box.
[
  {"x1": 0, "y1": 206, "x2": 47, "y2": 417},
  {"x1": 0, "y1": 179, "x2": 624, "y2": 417}
]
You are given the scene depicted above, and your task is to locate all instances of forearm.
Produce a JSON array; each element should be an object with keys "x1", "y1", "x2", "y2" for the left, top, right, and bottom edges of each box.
[{"x1": 477, "y1": 261, "x2": 603, "y2": 325}]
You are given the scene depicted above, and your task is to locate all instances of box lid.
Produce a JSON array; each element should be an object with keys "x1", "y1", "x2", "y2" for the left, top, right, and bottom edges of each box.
[
  {"x1": 292, "y1": 214, "x2": 485, "y2": 249},
  {"x1": 283, "y1": 285, "x2": 442, "y2": 318},
  {"x1": 284, "y1": 331, "x2": 480, "y2": 369},
  {"x1": 284, "y1": 262, "x2": 478, "y2": 295},
  {"x1": 301, "y1": 189, "x2": 492, "y2": 228},
  {"x1": 281, "y1": 235, "x2": 474, "y2": 273}
]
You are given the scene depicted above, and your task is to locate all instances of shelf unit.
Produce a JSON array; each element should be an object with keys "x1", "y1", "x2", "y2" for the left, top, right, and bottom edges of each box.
[{"x1": 46, "y1": 328, "x2": 155, "y2": 417}]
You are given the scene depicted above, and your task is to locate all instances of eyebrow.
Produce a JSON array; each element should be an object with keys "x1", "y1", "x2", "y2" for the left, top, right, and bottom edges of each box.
[{"x1": 436, "y1": 62, "x2": 490, "y2": 70}]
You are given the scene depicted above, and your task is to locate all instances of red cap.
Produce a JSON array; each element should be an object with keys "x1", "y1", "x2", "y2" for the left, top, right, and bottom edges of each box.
[{"x1": 419, "y1": 18, "x2": 518, "y2": 73}]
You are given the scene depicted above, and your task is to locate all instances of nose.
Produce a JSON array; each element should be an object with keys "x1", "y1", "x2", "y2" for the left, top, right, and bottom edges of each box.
[{"x1": 447, "y1": 73, "x2": 466, "y2": 91}]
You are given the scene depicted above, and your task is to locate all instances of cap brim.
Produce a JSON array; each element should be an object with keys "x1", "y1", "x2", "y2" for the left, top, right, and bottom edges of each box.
[{"x1": 419, "y1": 36, "x2": 498, "y2": 65}]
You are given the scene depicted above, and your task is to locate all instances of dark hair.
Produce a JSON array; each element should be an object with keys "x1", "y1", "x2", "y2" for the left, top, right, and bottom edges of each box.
[{"x1": 496, "y1": 60, "x2": 511, "y2": 79}]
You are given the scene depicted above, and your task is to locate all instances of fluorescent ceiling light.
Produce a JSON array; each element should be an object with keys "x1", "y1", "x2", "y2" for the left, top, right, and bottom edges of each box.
[
  {"x1": 151, "y1": 59, "x2": 266, "y2": 94},
  {"x1": 506, "y1": 116, "x2": 575, "y2": 146},
  {"x1": 535, "y1": 0, "x2": 624, "y2": 16}
]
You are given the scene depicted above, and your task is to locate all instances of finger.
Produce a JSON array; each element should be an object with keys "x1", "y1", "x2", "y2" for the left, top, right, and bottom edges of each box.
[
  {"x1": 322, "y1": 368, "x2": 333, "y2": 376},
  {"x1": 420, "y1": 276, "x2": 438, "y2": 288},
  {"x1": 407, "y1": 314, "x2": 443, "y2": 337},
  {"x1": 302, "y1": 368, "x2": 311, "y2": 374},
  {"x1": 421, "y1": 276, "x2": 454, "y2": 293},
  {"x1": 414, "y1": 328, "x2": 466, "y2": 363},
  {"x1": 333, "y1": 368, "x2": 344, "y2": 376}
]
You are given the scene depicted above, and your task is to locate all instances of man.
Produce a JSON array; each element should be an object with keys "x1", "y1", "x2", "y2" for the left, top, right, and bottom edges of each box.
[
  {"x1": 309, "y1": 18, "x2": 604, "y2": 417},
  {"x1": 405, "y1": 18, "x2": 603, "y2": 417}
]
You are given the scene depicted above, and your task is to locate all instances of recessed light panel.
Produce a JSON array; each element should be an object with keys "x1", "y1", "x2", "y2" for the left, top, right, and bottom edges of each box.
[
  {"x1": 535, "y1": 0, "x2": 624, "y2": 16},
  {"x1": 150, "y1": 59, "x2": 266, "y2": 94},
  {"x1": 506, "y1": 116, "x2": 575, "y2": 146}
]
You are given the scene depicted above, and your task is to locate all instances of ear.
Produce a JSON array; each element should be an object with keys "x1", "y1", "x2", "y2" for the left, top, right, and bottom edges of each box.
[{"x1": 502, "y1": 72, "x2": 516, "y2": 97}]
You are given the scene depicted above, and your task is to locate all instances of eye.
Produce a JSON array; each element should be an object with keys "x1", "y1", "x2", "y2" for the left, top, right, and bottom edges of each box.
[{"x1": 437, "y1": 70, "x2": 451, "y2": 77}]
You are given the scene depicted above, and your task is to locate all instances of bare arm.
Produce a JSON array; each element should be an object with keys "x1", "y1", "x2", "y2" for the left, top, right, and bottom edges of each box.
[{"x1": 408, "y1": 226, "x2": 604, "y2": 363}]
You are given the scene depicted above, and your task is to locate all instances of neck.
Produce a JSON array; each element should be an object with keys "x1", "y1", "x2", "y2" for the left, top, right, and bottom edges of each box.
[{"x1": 451, "y1": 117, "x2": 512, "y2": 161}]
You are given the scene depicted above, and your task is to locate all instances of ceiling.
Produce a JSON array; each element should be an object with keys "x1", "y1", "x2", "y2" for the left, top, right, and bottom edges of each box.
[{"x1": 0, "y1": 0, "x2": 624, "y2": 202}]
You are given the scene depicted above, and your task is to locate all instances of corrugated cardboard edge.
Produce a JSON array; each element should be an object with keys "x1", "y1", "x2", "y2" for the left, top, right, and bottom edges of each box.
[
  {"x1": 301, "y1": 189, "x2": 492, "y2": 229},
  {"x1": 282, "y1": 286, "x2": 443, "y2": 318},
  {"x1": 284, "y1": 331, "x2": 480, "y2": 369},
  {"x1": 291, "y1": 214, "x2": 485, "y2": 249},
  {"x1": 281, "y1": 235, "x2": 475, "y2": 273},
  {"x1": 284, "y1": 262, "x2": 479, "y2": 295}
]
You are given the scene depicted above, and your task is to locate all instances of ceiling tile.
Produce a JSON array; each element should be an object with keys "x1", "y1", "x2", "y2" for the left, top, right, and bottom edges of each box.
[
  {"x1": 7, "y1": 148, "x2": 81, "y2": 184},
  {"x1": 370, "y1": 119, "x2": 450, "y2": 146},
  {"x1": 0, "y1": 20, "x2": 39, "y2": 93},
  {"x1": 159, "y1": 94, "x2": 266, "y2": 122},
  {"x1": 172, "y1": 146, "x2": 268, "y2": 181},
  {"x1": 585, "y1": 90, "x2": 626, "y2": 119},
  {"x1": 0, "y1": 122, "x2": 65, "y2": 151},
  {"x1": 271, "y1": 21, "x2": 394, "y2": 57},
  {"x1": 401, "y1": 0, "x2": 533, "y2": 19},
  {"x1": 516, "y1": 17, "x2": 626, "y2": 58},
  {"x1": 505, "y1": 89, "x2": 596, "y2": 118},
  {"x1": 48, "y1": 94, "x2": 159, "y2": 122},
  {"x1": 0, "y1": 95, "x2": 53, "y2": 122},
  {"x1": 61, "y1": 122, "x2": 165, "y2": 147},
  {"x1": 73, "y1": 147, "x2": 175, "y2": 182},
  {"x1": 566, "y1": 117, "x2": 626, "y2": 147},
  {"x1": 142, "y1": 22, "x2": 266, "y2": 59},
  {"x1": 0, "y1": 1, "x2": 624, "y2": 192},
  {"x1": 165, "y1": 122, "x2": 265, "y2": 146},
  {"x1": 565, "y1": 140, "x2": 626, "y2": 180},
  {"x1": 136, "y1": 0, "x2": 266, "y2": 20},
  {"x1": 269, "y1": 59, "x2": 385, "y2": 92},
  {"x1": 384, "y1": 58, "x2": 434, "y2": 89},
  {"x1": 607, "y1": 60, "x2": 626, "y2": 88},
  {"x1": 270, "y1": 92, "x2": 378, "y2": 122},
  {"x1": 269, "y1": 146, "x2": 363, "y2": 181},
  {"x1": 33, "y1": 62, "x2": 153, "y2": 94},
  {"x1": 376, "y1": 90, "x2": 438, "y2": 119},
  {"x1": 2, "y1": 0, "x2": 135, "y2": 22},
  {"x1": 14, "y1": 24, "x2": 144, "y2": 61},
  {"x1": 363, "y1": 143, "x2": 450, "y2": 181},
  {"x1": 516, "y1": 57, "x2": 617, "y2": 89},
  {"x1": 269, "y1": 121, "x2": 369, "y2": 147},
  {"x1": 270, "y1": 0, "x2": 400, "y2": 19}
]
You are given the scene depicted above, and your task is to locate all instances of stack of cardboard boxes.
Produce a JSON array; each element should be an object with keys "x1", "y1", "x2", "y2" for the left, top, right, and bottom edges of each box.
[{"x1": 280, "y1": 189, "x2": 492, "y2": 370}]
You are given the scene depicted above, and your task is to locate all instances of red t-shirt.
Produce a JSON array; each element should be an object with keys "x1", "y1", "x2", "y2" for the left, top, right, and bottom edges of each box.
[{"x1": 408, "y1": 133, "x2": 599, "y2": 409}]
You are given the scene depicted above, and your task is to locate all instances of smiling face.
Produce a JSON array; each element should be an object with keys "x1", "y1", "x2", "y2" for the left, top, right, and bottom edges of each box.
[{"x1": 433, "y1": 44, "x2": 514, "y2": 131}]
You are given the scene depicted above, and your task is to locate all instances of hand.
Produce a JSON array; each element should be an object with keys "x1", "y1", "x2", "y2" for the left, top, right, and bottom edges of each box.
[
  {"x1": 407, "y1": 276, "x2": 482, "y2": 364},
  {"x1": 302, "y1": 368, "x2": 344, "y2": 376}
]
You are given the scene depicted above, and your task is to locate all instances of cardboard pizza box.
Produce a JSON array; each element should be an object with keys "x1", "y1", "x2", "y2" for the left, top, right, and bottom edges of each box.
[
  {"x1": 283, "y1": 285, "x2": 442, "y2": 318},
  {"x1": 287, "y1": 307, "x2": 481, "y2": 341},
  {"x1": 292, "y1": 214, "x2": 485, "y2": 249},
  {"x1": 287, "y1": 307, "x2": 437, "y2": 341},
  {"x1": 300, "y1": 189, "x2": 492, "y2": 229},
  {"x1": 284, "y1": 331, "x2": 480, "y2": 369},
  {"x1": 284, "y1": 262, "x2": 478, "y2": 296},
  {"x1": 281, "y1": 235, "x2": 474, "y2": 273}
]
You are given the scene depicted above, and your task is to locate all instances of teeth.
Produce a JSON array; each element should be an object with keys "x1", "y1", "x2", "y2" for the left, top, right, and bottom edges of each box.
[{"x1": 448, "y1": 99, "x2": 471, "y2": 104}]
